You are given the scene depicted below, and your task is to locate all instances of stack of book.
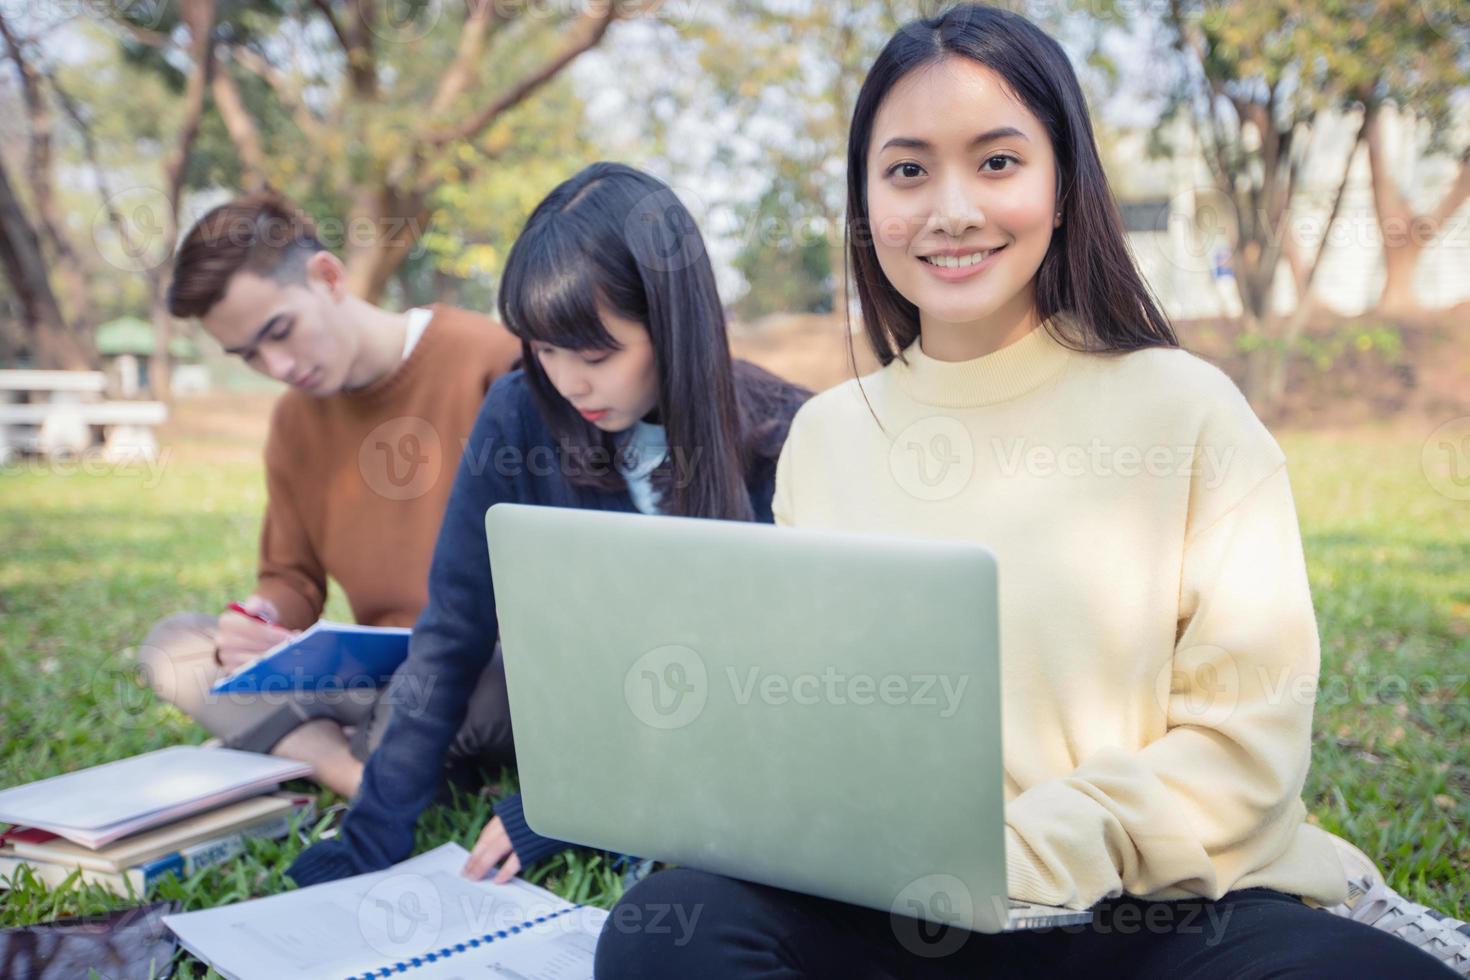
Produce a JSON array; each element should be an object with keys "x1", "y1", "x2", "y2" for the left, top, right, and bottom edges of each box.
[{"x1": 0, "y1": 746, "x2": 315, "y2": 895}]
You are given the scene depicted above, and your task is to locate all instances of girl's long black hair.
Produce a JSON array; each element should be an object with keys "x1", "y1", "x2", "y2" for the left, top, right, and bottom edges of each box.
[
  {"x1": 498, "y1": 162, "x2": 808, "y2": 521},
  {"x1": 846, "y1": 4, "x2": 1179, "y2": 363}
]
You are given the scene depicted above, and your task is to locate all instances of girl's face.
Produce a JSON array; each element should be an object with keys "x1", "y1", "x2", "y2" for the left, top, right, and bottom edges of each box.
[
  {"x1": 530, "y1": 307, "x2": 660, "y2": 433},
  {"x1": 866, "y1": 56, "x2": 1060, "y2": 347}
]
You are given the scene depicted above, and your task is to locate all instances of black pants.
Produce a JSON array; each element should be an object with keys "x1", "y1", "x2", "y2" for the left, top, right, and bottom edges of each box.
[{"x1": 595, "y1": 868, "x2": 1456, "y2": 979}]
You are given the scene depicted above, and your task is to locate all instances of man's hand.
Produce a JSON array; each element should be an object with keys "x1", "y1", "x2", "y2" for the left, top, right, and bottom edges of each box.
[
  {"x1": 462, "y1": 814, "x2": 521, "y2": 884},
  {"x1": 215, "y1": 595, "x2": 293, "y2": 671}
]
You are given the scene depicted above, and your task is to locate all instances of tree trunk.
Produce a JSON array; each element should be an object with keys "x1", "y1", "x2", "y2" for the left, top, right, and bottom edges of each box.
[
  {"x1": 343, "y1": 186, "x2": 429, "y2": 304},
  {"x1": 0, "y1": 156, "x2": 91, "y2": 368},
  {"x1": 150, "y1": 0, "x2": 217, "y2": 399},
  {"x1": 1365, "y1": 103, "x2": 1470, "y2": 316}
]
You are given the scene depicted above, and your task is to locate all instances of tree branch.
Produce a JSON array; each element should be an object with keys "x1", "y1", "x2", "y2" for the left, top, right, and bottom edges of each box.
[
  {"x1": 45, "y1": 65, "x2": 142, "y2": 261},
  {"x1": 223, "y1": 42, "x2": 325, "y2": 142},
  {"x1": 210, "y1": 59, "x2": 268, "y2": 191},
  {"x1": 425, "y1": 4, "x2": 617, "y2": 149},
  {"x1": 426, "y1": 0, "x2": 513, "y2": 118}
]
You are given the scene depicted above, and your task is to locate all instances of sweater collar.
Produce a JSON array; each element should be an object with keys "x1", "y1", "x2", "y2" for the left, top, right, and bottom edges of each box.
[
  {"x1": 340, "y1": 304, "x2": 445, "y2": 405},
  {"x1": 890, "y1": 317, "x2": 1075, "y2": 408}
]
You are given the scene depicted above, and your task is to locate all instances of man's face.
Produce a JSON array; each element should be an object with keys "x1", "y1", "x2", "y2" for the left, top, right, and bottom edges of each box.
[{"x1": 201, "y1": 255, "x2": 357, "y2": 396}]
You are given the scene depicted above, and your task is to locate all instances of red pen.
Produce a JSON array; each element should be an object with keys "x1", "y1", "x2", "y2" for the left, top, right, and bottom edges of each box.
[{"x1": 226, "y1": 601, "x2": 276, "y2": 626}]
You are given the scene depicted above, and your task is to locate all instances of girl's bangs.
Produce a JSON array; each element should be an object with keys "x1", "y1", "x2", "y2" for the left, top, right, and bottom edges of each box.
[{"x1": 501, "y1": 233, "x2": 619, "y2": 351}]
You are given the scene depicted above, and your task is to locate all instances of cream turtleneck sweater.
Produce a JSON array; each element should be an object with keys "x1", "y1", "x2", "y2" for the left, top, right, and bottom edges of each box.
[{"x1": 772, "y1": 320, "x2": 1348, "y2": 909}]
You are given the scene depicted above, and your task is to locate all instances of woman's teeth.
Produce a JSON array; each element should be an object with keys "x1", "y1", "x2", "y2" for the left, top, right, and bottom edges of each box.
[{"x1": 922, "y1": 247, "x2": 1002, "y2": 269}]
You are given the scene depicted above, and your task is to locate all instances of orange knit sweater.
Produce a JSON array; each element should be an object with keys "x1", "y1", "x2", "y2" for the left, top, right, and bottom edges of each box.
[{"x1": 253, "y1": 305, "x2": 521, "y2": 630}]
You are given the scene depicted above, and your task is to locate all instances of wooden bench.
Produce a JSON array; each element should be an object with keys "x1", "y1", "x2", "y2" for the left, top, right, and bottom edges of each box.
[{"x1": 0, "y1": 370, "x2": 168, "y2": 462}]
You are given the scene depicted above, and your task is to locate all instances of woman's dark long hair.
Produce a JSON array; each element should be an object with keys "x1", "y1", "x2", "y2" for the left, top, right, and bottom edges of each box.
[
  {"x1": 846, "y1": 4, "x2": 1178, "y2": 364},
  {"x1": 498, "y1": 162, "x2": 807, "y2": 521}
]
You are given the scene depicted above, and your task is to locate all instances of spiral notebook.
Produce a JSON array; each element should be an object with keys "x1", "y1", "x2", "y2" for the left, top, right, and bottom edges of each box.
[{"x1": 162, "y1": 843, "x2": 608, "y2": 980}]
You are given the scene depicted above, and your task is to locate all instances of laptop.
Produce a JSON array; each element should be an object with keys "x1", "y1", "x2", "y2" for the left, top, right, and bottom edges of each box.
[{"x1": 485, "y1": 503, "x2": 1093, "y2": 934}]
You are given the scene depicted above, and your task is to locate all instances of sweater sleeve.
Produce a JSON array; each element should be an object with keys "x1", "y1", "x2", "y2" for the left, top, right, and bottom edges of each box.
[
  {"x1": 254, "y1": 407, "x2": 327, "y2": 631},
  {"x1": 288, "y1": 383, "x2": 517, "y2": 884},
  {"x1": 492, "y1": 793, "x2": 575, "y2": 867},
  {"x1": 1003, "y1": 458, "x2": 1329, "y2": 908},
  {"x1": 770, "y1": 402, "x2": 807, "y2": 529}
]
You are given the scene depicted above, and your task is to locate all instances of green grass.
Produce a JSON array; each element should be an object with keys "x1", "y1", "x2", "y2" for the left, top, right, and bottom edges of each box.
[{"x1": 1, "y1": 420, "x2": 1465, "y2": 974}]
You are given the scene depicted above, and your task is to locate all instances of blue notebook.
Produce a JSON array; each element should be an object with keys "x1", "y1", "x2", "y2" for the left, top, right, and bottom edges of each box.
[{"x1": 211, "y1": 621, "x2": 411, "y2": 694}]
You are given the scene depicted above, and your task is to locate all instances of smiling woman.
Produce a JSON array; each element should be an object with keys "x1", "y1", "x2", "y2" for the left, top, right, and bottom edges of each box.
[
  {"x1": 844, "y1": 7, "x2": 1176, "y2": 369},
  {"x1": 594, "y1": 5, "x2": 1463, "y2": 978}
]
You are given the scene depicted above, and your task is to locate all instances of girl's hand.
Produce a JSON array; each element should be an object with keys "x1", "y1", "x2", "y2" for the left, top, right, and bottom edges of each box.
[
  {"x1": 215, "y1": 595, "x2": 293, "y2": 671},
  {"x1": 462, "y1": 815, "x2": 521, "y2": 883}
]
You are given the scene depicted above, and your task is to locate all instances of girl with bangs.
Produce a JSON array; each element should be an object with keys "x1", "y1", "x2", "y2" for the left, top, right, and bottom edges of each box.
[
  {"x1": 287, "y1": 161, "x2": 809, "y2": 887},
  {"x1": 595, "y1": 6, "x2": 1461, "y2": 977}
]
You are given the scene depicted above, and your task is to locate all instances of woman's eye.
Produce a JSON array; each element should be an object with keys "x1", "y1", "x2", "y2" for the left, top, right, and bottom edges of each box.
[
  {"x1": 889, "y1": 162, "x2": 925, "y2": 180},
  {"x1": 982, "y1": 155, "x2": 1017, "y2": 173},
  {"x1": 582, "y1": 355, "x2": 609, "y2": 366}
]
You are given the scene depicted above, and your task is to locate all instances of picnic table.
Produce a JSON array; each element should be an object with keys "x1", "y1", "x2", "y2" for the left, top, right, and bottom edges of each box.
[{"x1": 0, "y1": 369, "x2": 167, "y2": 463}]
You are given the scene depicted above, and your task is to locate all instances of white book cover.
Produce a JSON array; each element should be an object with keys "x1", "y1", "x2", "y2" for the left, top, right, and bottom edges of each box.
[
  {"x1": 164, "y1": 843, "x2": 609, "y2": 980},
  {"x1": 0, "y1": 747, "x2": 313, "y2": 848}
]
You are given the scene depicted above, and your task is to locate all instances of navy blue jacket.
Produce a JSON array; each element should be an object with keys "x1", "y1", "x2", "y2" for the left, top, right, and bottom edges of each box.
[{"x1": 289, "y1": 366, "x2": 804, "y2": 885}]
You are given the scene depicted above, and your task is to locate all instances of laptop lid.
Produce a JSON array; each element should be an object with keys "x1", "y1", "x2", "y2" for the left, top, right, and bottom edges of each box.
[{"x1": 486, "y1": 503, "x2": 1010, "y2": 933}]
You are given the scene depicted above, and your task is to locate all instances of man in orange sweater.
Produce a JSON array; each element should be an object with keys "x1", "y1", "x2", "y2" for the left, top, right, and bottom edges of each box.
[{"x1": 138, "y1": 193, "x2": 523, "y2": 797}]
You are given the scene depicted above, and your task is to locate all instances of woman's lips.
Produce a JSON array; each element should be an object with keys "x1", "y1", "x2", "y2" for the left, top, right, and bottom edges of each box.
[
  {"x1": 579, "y1": 408, "x2": 610, "y2": 422},
  {"x1": 917, "y1": 244, "x2": 1006, "y2": 281}
]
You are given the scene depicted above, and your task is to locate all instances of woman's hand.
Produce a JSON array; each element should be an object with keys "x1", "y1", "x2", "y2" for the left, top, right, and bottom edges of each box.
[
  {"x1": 462, "y1": 814, "x2": 521, "y2": 884},
  {"x1": 215, "y1": 595, "x2": 293, "y2": 671}
]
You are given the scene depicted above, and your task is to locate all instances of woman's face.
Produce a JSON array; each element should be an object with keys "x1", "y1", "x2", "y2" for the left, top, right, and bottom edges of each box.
[
  {"x1": 529, "y1": 307, "x2": 660, "y2": 433},
  {"x1": 865, "y1": 56, "x2": 1060, "y2": 346}
]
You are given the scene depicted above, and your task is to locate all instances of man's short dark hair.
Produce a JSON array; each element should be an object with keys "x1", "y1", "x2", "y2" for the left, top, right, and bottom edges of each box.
[{"x1": 166, "y1": 192, "x2": 327, "y2": 319}]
